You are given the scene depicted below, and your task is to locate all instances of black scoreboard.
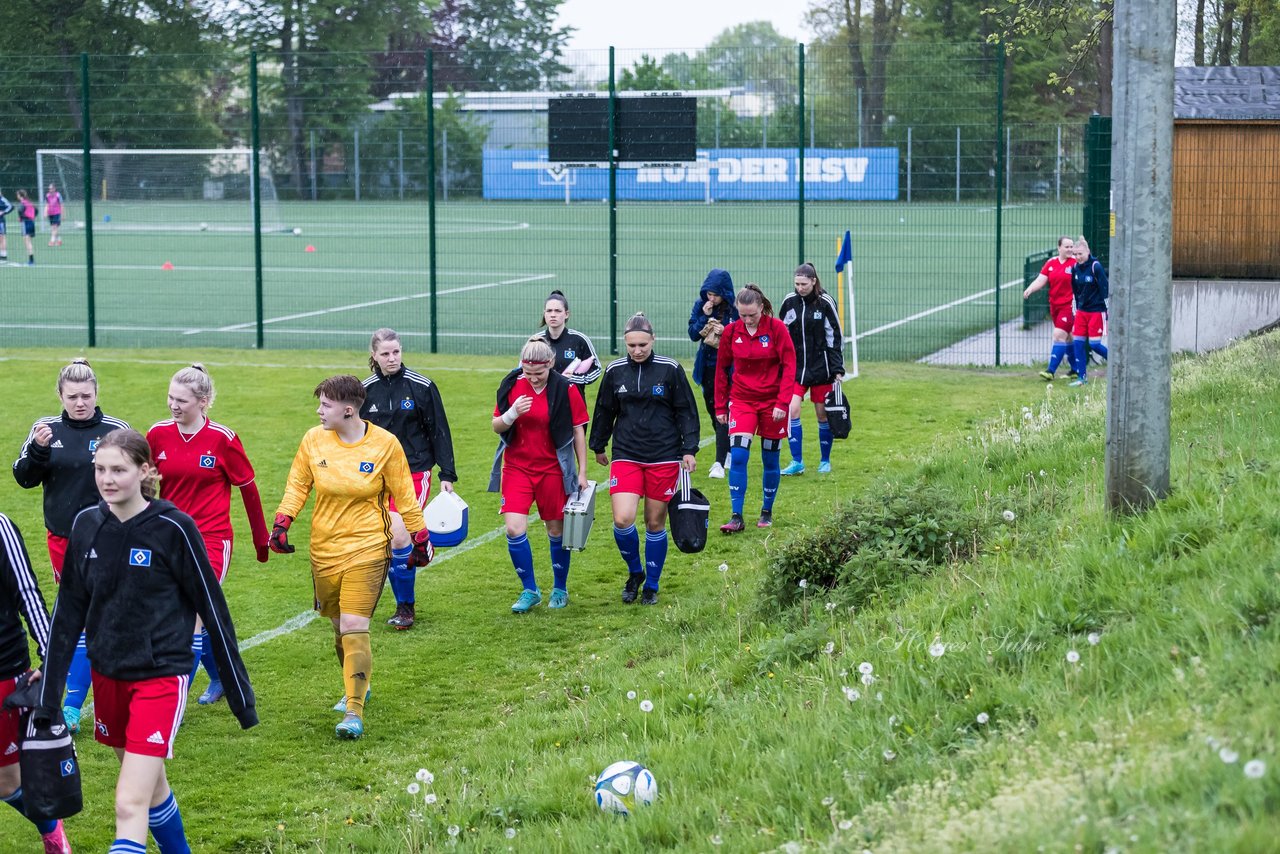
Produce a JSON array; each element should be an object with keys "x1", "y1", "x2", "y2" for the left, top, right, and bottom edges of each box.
[{"x1": 548, "y1": 95, "x2": 696, "y2": 164}]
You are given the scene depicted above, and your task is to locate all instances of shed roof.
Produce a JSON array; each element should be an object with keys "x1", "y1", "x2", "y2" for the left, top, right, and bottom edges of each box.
[{"x1": 1175, "y1": 66, "x2": 1280, "y2": 121}]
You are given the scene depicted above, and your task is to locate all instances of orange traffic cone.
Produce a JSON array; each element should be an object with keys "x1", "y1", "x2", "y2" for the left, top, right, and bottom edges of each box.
[
  {"x1": 161, "y1": 261, "x2": 174, "y2": 270},
  {"x1": 305, "y1": 245, "x2": 317, "y2": 253}
]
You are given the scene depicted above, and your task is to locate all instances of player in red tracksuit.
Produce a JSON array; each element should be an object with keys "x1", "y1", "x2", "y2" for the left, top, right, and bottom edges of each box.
[
  {"x1": 490, "y1": 337, "x2": 589, "y2": 614},
  {"x1": 713, "y1": 284, "x2": 797, "y2": 533},
  {"x1": 1023, "y1": 236, "x2": 1077, "y2": 380},
  {"x1": 146, "y1": 365, "x2": 270, "y2": 707}
]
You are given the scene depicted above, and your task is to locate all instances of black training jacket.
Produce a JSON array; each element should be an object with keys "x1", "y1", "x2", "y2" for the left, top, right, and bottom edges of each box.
[
  {"x1": 779, "y1": 291, "x2": 845, "y2": 387},
  {"x1": 1071, "y1": 255, "x2": 1110, "y2": 313},
  {"x1": 38, "y1": 499, "x2": 257, "y2": 729},
  {"x1": 0, "y1": 514, "x2": 51, "y2": 680},
  {"x1": 533, "y1": 327, "x2": 602, "y2": 386},
  {"x1": 589, "y1": 353, "x2": 700, "y2": 464},
  {"x1": 361, "y1": 365, "x2": 458, "y2": 482},
  {"x1": 13, "y1": 407, "x2": 131, "y2": 538}
]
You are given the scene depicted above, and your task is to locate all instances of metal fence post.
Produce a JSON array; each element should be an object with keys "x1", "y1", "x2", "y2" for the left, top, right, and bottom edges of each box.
[
  {"x1": 955, "y1": 126, "x2": 961, "y2": 203},
  {"x1": 79, "y1": 53, "x2": 96, "y2": 347},
  {"x1": 1055, "y1": 124, "x2": 1062, "y2": 202},
  {"x1": 798, "y1": 42, "x2": 805, "y2": 265},
  {"x1": 353, "y1": 129, "x2": 361, "y2": 201},
  {"x1": 442, "y1": 129, "x2": 449, "y2": 201},
  {"x1": 426, "y1": 50, "x2": 438, "y2": 353},
  {"x1": 250, "y1": 51, "x2": 264, "y2": 349},
  {"x1": 608, "y1": 47, "x2": 619, "y2": 355},
  {"x1": 906, "y1": 126, "x2": 912, "y2": 202},
  {"x1": 398, "y1": 129, "x2": 404, "y2": 200},
  {"x1": 309, "y1": 130, "x2": 317, "y2": 201},
  {"x1": 993, "y1": 47, "x2": 1006, "y2": 366}
]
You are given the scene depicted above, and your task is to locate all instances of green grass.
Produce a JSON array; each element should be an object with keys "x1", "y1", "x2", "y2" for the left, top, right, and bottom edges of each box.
[
  {"x1": 2, "y1": 199, "x2": 1078, "y2": 360},
  {"x1": 5, "y1": 335, "x2": 1273, "y2": 853}
]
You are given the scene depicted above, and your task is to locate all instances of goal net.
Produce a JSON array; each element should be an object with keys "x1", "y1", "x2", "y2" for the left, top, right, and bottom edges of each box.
[{"x1": 36, "y1": 148, "x2": 284, "y2": 233}]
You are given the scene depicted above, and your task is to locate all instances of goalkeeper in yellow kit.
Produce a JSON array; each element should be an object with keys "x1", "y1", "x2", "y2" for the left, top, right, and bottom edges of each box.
[{"x1": 271, "y1": 375, "x2": 433, "y2": 739}]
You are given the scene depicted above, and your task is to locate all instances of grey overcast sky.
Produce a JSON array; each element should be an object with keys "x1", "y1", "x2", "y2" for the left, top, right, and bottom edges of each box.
[{"x1": 556, "y1": 0, "x2": 812, "y2": 53}]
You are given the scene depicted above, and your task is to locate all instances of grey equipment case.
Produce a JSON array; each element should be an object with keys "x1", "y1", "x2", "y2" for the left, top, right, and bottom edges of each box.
[{"x1": 561, "y1": 480, "x2": 598, "y2": 551}]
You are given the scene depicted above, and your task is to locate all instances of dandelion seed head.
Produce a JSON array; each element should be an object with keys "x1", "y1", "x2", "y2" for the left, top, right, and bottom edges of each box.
[
  {"x1": 822, "y1": 795, "x2": 835, "y2": 806},
  {"x1": 447, "y1": 825, "x2": 460, "y2": 837},
  {"x1": 1244, "y1": 759, "x2": 1266, "y2": 779},
  {"x1": 842, "y1": 686, "x2": 860, "y2": 702},
  {"x1": 1220, "y1": 748, "x2": 1240, "y2": 764},
  {"x1": 823, "y1": 642, "x2": 836, "y2": 655},
  {"x1": 640, "y1": 699, "x2": 654, "y2": 712},
  {"x1": 425, "y1": 793, "x2": 438, "y2": 804},
  {"x1": 1087, "y1": 632, "x2": 1100, "y2": 646},
  {"x1": 506, "y1": 828, "x2": 517, "y2": 839},
  {"x1": 883, "y1": 750, "x2": 896, "y2": 762},
  {"x1": 1039, "y1": 469, "x2": 1047, "y2": 477},
  {"x1": 929, "y1": 641, "x2": 946, "y2": 658},
  {"x1": 977, "y1": 712, "x2": 990, "y2": 725},
  {"x1": 1066, "y1": 649, "x2": 1080, "y2": 663},
  {"x1": 859, "y1": 662, "x2": 874, "y2": 675},
  {"x1": 825, "y1": 602, "x2": 837, "y2": 612},
  {"x1": 1002, "y1": 509, "x2": 1016, "y2": 522},
  {"x1": 407, "y1": 783, "x2": 420, "y2": 795},
  {"x1": 415, "y1": 769, "x2": 433, "y2": 783},
  {"x1": 839, "y1": 819, "x2": 853, "y2": 830},
  {"x1": 711, "y1": 835, "x2": 724, "y2": 846},
  {"x1": 799, "y1": 579, "x2": 808, "y2": 589},
  {"x1": 718, "y1": 563, "x2": 729, "y2": 573},
  {"x1": 627, "y1": 690, "x2": 637, "y2": 700},
  {"x1": 861, "y1": 673, "x2": 876, "y2": 686}
]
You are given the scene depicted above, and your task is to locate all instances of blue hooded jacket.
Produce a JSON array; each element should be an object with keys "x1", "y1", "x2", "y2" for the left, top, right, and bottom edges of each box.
[{"x1": 688, "y1": 268, "x2": 739, "y2": 387}]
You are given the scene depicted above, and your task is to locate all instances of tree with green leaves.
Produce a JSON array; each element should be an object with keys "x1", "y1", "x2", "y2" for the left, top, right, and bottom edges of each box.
[
  {"x1": 618, "y1": 55, "x2": 684, "y2": 91},
  {"x1": 982, "y1": 1, "x2": 1113, "y2": 114}
]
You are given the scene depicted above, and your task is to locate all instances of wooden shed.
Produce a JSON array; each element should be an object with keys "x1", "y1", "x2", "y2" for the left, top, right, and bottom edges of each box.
[{"x1": 1174, "y1": 66, "x2": 1280, "y2": 279}]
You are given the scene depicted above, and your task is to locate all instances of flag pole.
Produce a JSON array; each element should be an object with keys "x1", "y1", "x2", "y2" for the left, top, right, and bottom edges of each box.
[{"x1": 836, "y1": 230, "x2": 858, "y2": 378}]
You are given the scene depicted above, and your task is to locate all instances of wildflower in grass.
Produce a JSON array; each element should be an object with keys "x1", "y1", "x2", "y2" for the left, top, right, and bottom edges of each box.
[
  {"x1": 768, "y1": 672, "x2": 775, "y2": 679},
  {"x1": 1219, "y1": 748, "x2": 1239, "y2": 764},
  {"x1": 1002, "y1": 510, "x2": 1016, "y2": 522},
  {"x1": 839, "y1": 669, "x2": 848, "y2": 677},
  {"x1": 416, "y1": 769, "x2": 433, "y2": 784},
  {"x1": 929, "y1": 641, "x2": 946, "y2": 658},
  {"x1": 859, "y1": 662, "x2": 874, "y2": 675},
  {"x1": 1206, "y1": 736, "x2": 1220, "y2": 749},
  {"x1": 839, "y1": 819, "x2": 853, "y2": 831},
  {"x1": 425, "y1": 794, "x2": 438, "y2": 805},
  {"x1": 627, "y1": 690, "x2": 637, "y2": 700},
  {"x1": 1039, "y1": 469, "x2": 1047, "y2": 477},
  {"x1": 657, "y1": 670, "x2": 665, "y2": 678},
  {"x1": 640, "y1": 699, "x2": 654, "y2": 712},
  {"x1": 977, "y1": 712, "x2": 990, "y2": 725},
  {"x1": 825, "y1": 602, "x2": 836, "y2": 612},
  {"x1": 882, "y1": 750, "x2": 896, "y2": 762},
  {"x1": 1066, "y1": 649, "x2": 1080, "y2": 663},
  {"x1": 506, "y1": 828, "x2": 517, "y2": 839},
  {"x1": 1244, "y1": 759, "x2": 1266, "y2": 779},
  {"x1": 407, "y1": 782, "x2": 420, "y2": 795},
  {"x1": 276, "y1": 823, "x2": 285, "y2": 832},
  {"x1": 447, "y1": 824, "x2": 460, "y2": 837},
  {"x1": 823, "y1": 642, "x2": 835, "y2": 655},
  {"x1": 718, "y1": 563, "x2": 728, "y2": 573},
  {"x1": 861, "y1": 673, "x2": 876, "y2": 686},
  {"x1": 822, "y1": 795, "x2": 835, "y2": 806},
  {"x1": 842, "y1": 686, "x2": 860, "y2": 702},
  {"x1": 1087, "y1": 632, "x2": 1100, "y2": 646},
  {"x1": 711, "y1": 834, "x2": 724, "y2": 846},
  {"x1": 799, "y1": 579, "x2": 808, "y2": 589},
  {"x1": 583, "y1": 685, "x2": 590, "y2": 694}
]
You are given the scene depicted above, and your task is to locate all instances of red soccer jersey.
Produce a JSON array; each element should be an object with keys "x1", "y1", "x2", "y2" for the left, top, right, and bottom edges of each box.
[
  {"x1": 494, "y1": 378, "x2": 588, "y2": 475},
  {"x1": 1040, "y1": 255, "x2": 1076, "y2": 305},
  {"x1": 146, "y1": 419, "x2": 256, "y2": 541},
  {"x1": 714, "y1": 315, "x2": 797, "y2": 414}
]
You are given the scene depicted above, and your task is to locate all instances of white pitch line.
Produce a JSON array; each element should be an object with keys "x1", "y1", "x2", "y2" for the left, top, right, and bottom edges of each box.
[
  {"x1": 193, "y1": 274, "x2": 556, "y2": 335},
  {"x1": 24, "y1": 263, "x2": 539, "y2": 278},
  {"x1": 856, "y1": 277, "x2": 1022, "y2": 340}
]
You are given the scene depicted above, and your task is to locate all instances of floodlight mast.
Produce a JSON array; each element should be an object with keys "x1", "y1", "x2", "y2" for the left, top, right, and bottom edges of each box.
[{"x1": 1105, "y1": 0, "x2": 1175, "y2": 513}]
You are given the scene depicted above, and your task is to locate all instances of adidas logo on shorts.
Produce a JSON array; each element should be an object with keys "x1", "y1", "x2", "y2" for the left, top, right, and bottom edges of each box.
[
  {"x1": 147, "y1": 731, "x2": 165, "y2": 745},
  {"x1": 3, "y1": 742, "x2": 16, "y2": 755},
  {"x1": 157, "y1": 451, "x2": 167, "y2": 460}
]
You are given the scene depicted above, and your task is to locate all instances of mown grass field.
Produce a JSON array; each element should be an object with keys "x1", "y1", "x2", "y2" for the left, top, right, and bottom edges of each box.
[{"x1": 1, "y1": 335, "x2": 1277, "y2": 852}]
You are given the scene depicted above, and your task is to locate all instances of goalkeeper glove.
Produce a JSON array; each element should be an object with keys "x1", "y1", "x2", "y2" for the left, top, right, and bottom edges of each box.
[
  {"x1": 408, "y1": 528, "x2": 434, "y2": 567},
  {"x1": 269, "y1": 514, "x2": 295, "y2": 554}
]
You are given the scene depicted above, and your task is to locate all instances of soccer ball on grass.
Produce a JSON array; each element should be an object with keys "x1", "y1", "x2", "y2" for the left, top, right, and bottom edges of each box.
[
  {"x1": 594, "y1": 761, "x2": 657, "y2": 815},
  {"x1": 199, "y1": 222, "x2": 209, "y2": 231}
]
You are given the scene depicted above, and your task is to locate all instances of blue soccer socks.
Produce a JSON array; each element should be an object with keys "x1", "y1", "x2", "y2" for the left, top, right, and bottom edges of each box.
[
  {"x1": 644, "y1": 529, "x2": 669, "y2": 591},
  {"x1": 187, "y1": 632, "x2": 203, "y2": 684},
  {"x1": 65, "y1": 632, "x2": 91, "y2": 711},
  {"x1": 148, "y1": 792, "x2": 190, "y2": 854},
  {"x1": 787, "y1": 418, "x2": 803, "y2": 463},
  {"x1": 548, "y1": 534, "x2": 571, "y2": 590},
  {"x1": 1072, "y1": 337, "x2": 1089, "y2": 381},
  {"x1": 817, "y1": 420, "x2": 833, "y2": 464},
  {"x1": 110, "y1": 841, "x2": 147, "y2": 854},
  {"x1": 728, "y1": 445, "x2": 751, "y2": 515},
  {"x1": 387, "y1": 543, "x2": 415, "y2": 604},
  {"x1": 613, "y1": 524, "x2": 642, "y2": 575},
  {"x1": 198, "y1": 627, "x2": 218, "y2": 683},
  {"x1": 1047, "y1": 341, "x2": 1068, "y2": 375},
  {"x1": 2, "y1": 787, "x2": 57, "y2": 834},
  {"x1": 1090, "y1": 340, "x2": 1108, "y2": 360},
  {"x1": 506, "y1": 534, "x2": 537, "y2": 591},
  {"x1": 761, "y1": 447, "x2": 781, "y2": 512}
]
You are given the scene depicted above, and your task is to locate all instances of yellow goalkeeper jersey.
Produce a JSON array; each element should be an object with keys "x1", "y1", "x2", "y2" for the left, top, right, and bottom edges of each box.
[{"x1": 276, "y1": 422, "x2": 426, "y2": 567}]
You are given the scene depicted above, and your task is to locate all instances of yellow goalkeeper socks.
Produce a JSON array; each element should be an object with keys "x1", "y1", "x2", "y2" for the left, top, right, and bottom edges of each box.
[{"x1": 340, "y1": 631, "x2": 372, "y2": 717}]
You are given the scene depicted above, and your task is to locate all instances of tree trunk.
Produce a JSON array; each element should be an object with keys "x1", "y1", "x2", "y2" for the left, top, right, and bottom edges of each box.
[
  {"x1": 282, "y1": 1, "x2": 306, "y2": 197},
  {"x1": 863, "y1": 0, "x2": 903, "y2": 147},
  {"x1": 1097, "y1": 15, "x2": 1113, "y2": 116},
  {"x1": 843, "y1": 0, "x2": 868, "y2": 147},
  {"x1": 1239, "y1": 7, "x2": 1252, "y2": 65},
  {"x1": 1214, "y1": 0, "x2": 1237, "y2": 65},
  {"x1": 1194, "y1": 0, "x2": 1206, "y2": 65}
]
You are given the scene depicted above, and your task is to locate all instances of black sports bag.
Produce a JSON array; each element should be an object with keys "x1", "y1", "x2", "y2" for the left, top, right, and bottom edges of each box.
[
  {"x1": 668, "y1": 470, "x2": 711, "y2": 554},
  {"x1": 824, "y1": 383, "x2": 851, "y2": 440}
]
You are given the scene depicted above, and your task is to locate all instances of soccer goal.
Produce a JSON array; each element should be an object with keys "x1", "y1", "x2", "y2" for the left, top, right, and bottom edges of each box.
[{"x1": 36, "y1": 148, "x2": 285, "y2": 233}]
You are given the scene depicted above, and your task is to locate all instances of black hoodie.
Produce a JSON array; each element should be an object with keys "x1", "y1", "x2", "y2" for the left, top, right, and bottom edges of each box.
[{"x1": 38, "y1": 498, "x2": 256, "y2": 729}]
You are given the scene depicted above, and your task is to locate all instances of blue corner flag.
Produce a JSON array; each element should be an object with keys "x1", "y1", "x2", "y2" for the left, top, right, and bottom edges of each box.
[{"x1": 835, "y1": 230, "x2": 852, "y2": 271}]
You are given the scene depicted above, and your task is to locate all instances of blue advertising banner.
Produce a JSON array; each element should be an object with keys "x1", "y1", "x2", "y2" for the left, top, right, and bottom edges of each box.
[{"x1": 483, "y1": 147, "x2": 899, "y2": 201}]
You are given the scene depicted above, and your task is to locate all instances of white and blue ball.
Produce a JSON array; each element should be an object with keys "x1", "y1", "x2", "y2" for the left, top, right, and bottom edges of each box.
[{"x1": 594, "y1": 761, "x2": 657, "y2": 815}]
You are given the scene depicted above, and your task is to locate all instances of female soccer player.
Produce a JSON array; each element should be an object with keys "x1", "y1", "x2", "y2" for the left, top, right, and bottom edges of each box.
[
  {"x1": 361, "y1": 329, "x2": 457, "y2": 631},
  {"x1": 33, "y1": 429, "x2": 256, "y2": 854},
  {"x1": 15, "y1": 190, "x2": 35, "y2": 266},
  {"x1": 714, "y1": 284, "x2": 796, "y2": 533},
  {"x1": 533, "y1": 290, "x2": 601, "y2": 389},
  {"x1": 44, "y1": 184, "x2": 63, "y2": 247},
  {"x1": 1069, "y1": 237, "x2": 1110, "y2": 387},
  {"x1": 591, "y1": 314, "x2": 699, "y2": 606},
  {"x1": 1023, "y1": 236, "x2": 1077, "y2": 380},
  {"x1": 0, "y1": 188, "x2": 13, "y2": 262},
  {"x1": 490, "y1": 337, "x2": 589, "y2": 613},
  {"x1": 147, "y1": 365, "x2": 270, "y2": 706},
  {"x1": 0, "y1": 512, "x2": 70, "y2": 853},
  {"x1": 779, "y1": 262, "x2": 845, "y2": 476},
  {"x1": 687, "y1": 268, "x2": 738, "y2": 479},
  {"x1": 272, "y1": 376, "x2": 433, "y2": 739},
  {"x1": 12, "y1": 358, "x2": 129, "y2": 734}
]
